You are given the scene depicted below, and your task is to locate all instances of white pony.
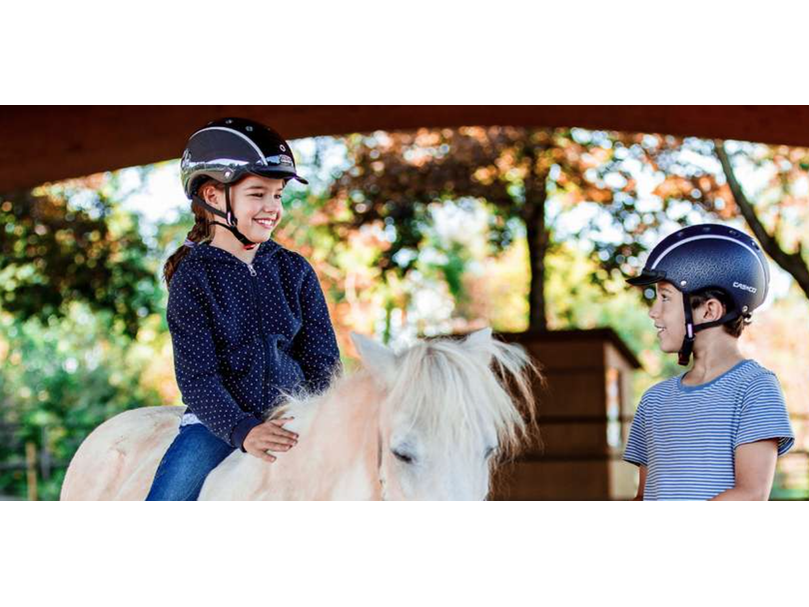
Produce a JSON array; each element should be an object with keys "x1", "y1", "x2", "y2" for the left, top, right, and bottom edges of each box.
[{"x1": 61, "y1": 328, "x2": 539, "y2": 500}]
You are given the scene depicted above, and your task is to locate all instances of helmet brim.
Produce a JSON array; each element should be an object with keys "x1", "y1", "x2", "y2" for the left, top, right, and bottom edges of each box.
[
  {"x1": 626, "y1": 270, "x2": 666, "y2": 287},
  {"x1": 248, "y1": 166, "x2": 309, "y2": 185}
]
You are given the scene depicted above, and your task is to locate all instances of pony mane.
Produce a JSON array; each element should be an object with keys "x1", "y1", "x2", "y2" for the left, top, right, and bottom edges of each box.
[
  {"x1": 269, "y1": 367, "x2": 357, "y2": 434},
  {"x1": 382, "y1": 336, "x2": 539, "y2": 460},
  {"x1": 271, "y1": 335, "x2": 540, "y2": 462}
]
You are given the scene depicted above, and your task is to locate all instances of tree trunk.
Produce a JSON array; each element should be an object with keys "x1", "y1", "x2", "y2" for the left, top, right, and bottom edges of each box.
[
  {"x1": 525, "y1": 203, "x2": 548, "y2": 331},
  {"x1": 523, "y1": 142, "x2": 549, "y2": 332}
]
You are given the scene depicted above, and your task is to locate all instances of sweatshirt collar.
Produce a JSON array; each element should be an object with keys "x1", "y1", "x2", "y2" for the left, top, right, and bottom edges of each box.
[{"x1": 189, "y1": 239, "x2": 282, "y2": 265}]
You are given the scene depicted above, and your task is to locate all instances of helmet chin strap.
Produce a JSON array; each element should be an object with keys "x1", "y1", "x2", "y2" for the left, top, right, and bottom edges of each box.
[
  {"x1": 678, "y1": 295, "x2": 744, "y2": 366},
  {"x1": 678, "y1": 296, "x2": 696, "y2": 366},
  {"x1": 191, "y1": 185, "x2": 258, "y2": 250}
]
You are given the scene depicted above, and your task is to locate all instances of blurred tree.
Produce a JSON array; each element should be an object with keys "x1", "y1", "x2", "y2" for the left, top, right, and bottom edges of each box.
[
  {"x1": 0, "y1": 174, "x2": 161, "y2": 338},
  {"x1": 0, "y1": 303, "x2": 167, "y2": 500},
  {"x1": 329, "y1": 129, "x2": 809, "y2": 334},
  {"x1": 0, "y1": 171, "x2": 168, "y2": 498},
  {"x1": 586, "y1": 135, "x2": 809, "y2": 300},
  {"x1": 329, "y1": 128, "x2": 619, "y2": 331}
]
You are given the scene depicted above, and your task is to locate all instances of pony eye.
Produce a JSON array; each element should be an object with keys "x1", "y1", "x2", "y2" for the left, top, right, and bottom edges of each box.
[
  {"x1": 392, "y1": 449, "x2": 415, "y2": 464},
  {"x1": 485, "y1": 447, "x2": 497, "y2": 459}
]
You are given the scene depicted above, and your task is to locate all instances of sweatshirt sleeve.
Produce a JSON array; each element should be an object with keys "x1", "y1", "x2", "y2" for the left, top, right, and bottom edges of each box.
[
  {"x1": 167, "y1": 269, "x2": 261, "y2": 450},
  {"x1": 289, "y1": 258, "x2": 342, "y2": 394}
]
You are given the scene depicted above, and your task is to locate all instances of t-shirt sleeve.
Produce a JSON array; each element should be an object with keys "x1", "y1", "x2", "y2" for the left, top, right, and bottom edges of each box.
[
  {"x1": 624, "y1": 397, "x2": 648, "y2": 467},
  {"x1": 735, "y1": 371, "x2": 794, "y2": 456}
]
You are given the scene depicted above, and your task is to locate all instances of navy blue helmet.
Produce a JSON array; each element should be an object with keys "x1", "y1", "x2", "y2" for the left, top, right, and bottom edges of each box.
[{"x1": 627, "y1": 223, "x2": 770, "y2": 365}]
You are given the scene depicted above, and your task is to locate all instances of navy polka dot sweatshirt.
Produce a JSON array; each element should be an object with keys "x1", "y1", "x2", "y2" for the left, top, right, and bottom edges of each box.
[{"x1": 166, "y1": 239, "x2": 341, "y2": 451}]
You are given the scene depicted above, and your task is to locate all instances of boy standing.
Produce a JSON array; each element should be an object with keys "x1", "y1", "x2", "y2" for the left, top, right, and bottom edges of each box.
[{"x1": 624, "y1": 224, "x2": 794, "y2": 500}]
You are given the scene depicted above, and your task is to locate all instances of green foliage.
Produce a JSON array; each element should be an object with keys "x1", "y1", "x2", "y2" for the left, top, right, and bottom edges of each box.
[
  {"x1": 0, "y1": 304, "x2": 167, "y2": 500},
  {"x1": 0, "y1": 173, "x2": 170, "y2": 499},
  {"x1": 328, "y1": 128, "x2": 612, "y2": 280},
  {"x1": 0, "y1": 182, "x2": 161, "y2": 338}
]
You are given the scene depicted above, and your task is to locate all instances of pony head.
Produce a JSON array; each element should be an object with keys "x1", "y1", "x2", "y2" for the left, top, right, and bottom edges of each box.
[{"x1": 351, "y1": 328, "x2": 539, "y2": 500}]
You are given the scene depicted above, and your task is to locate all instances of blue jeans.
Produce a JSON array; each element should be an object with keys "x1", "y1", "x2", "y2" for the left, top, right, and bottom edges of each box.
[{"x1": 146, "y1": 423, "x2": 235, "y2": 501}]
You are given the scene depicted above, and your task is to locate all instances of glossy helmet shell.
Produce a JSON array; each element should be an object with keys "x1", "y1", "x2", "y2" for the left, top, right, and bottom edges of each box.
[
  {"x1": 180, "y1": 117, "x2": 308, "y2": 198},
  {"x1": 627, "y1": 223, "x2": 770, "y2": 316}
]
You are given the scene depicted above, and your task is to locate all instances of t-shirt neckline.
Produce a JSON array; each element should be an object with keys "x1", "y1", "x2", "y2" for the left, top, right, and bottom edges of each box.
[{"x1": 677, "y1": 359, "x2": 753, "y2": 393}]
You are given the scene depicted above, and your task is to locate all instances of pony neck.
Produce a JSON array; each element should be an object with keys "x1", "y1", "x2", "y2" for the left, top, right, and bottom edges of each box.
[{"x1": 251, "y1": 371, "x2": 386, "y2": 500}]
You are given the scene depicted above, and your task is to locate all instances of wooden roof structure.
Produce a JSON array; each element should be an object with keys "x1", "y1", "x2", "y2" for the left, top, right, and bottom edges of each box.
[{"x1": 2, "y1": 105, "x2": 809, "y2": 193}]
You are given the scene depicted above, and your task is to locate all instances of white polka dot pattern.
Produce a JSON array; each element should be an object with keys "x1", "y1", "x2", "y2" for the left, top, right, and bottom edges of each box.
[{"x1": 166, "y1": 240, "x2": 341, "y2": 450}]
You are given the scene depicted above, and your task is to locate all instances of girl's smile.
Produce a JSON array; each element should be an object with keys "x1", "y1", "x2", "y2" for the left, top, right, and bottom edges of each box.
[
  {"x1": 202, "y1": 174, "x2": 287, "y2": 261},
  {"x1": 237, "y1": 177, "x2": 285, "y2": 239},
  {"x1": 254, "y1": 214, "x2": 279, "y2": 230}
]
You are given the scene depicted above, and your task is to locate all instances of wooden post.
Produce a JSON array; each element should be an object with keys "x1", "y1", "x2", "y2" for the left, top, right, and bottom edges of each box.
[
  {"x1": 40, "y1": 426, "x2": 51, "y2": 481},
  {"x1": 25, "y1": 441, "x2": 38, "y2": 501}
]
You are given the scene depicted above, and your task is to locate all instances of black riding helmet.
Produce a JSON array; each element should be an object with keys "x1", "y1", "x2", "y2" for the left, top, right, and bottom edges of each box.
[
  {"x1": 627, "y1": 223, "x2": 770, "y2": 366},
  {"x1": 180, "y1": 117, "x2": 308, "y2": 250}
]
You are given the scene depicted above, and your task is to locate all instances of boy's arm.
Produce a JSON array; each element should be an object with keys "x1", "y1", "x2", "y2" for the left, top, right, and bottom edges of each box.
[
  {"x1": 713, "y1": 371, "x2": 794, "y2": 501},
  {"x1": 710, "y1": 439, "x2": 778, "y2": 501},
  {"x1": 633, "y1": 465, "x2": 647, "y2": 501}
]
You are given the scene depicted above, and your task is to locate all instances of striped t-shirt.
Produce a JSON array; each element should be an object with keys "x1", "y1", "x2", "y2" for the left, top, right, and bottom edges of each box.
[{"x1": 624, "y1": 359, "x2": 794, "y2": 500}]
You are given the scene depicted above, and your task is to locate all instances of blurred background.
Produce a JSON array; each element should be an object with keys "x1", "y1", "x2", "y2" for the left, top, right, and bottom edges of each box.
[{"x1": 1, "y1": 106, "x2": 807, "y2": 500}]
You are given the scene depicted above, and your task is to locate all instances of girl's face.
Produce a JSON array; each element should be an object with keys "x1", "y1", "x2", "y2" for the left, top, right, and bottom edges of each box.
[
  {"x1": 204, "y1": 174, "x2": 286, "y2": 243},
  {"x1": 649, "y1": 282, "x2": 686, "y2": 352},
  {"x1": 230, "y1": 175, "x2": 286, "y2": 242}
]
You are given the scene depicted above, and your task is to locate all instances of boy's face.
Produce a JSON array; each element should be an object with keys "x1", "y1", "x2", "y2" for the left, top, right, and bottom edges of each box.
[{"x1": 649, "y1": 281, "x2": 686, "y2": 353}]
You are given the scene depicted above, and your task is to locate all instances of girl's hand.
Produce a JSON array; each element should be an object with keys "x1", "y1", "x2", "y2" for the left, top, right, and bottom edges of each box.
[{"x1": 243, "y1": 418, "x2": 298, "y2": 462}]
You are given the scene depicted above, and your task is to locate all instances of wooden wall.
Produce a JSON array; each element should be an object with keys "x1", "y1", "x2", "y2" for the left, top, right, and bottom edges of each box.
[{"x1": 491, "y1": 329, "x2": 640, "y2": 500}]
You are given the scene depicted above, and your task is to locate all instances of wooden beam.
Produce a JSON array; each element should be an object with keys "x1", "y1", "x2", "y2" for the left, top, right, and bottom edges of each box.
[{"x1": 2, "y1": 105, "x2": 809, "y2": 193}]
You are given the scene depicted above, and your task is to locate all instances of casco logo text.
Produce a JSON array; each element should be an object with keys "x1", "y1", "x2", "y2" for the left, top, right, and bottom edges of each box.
[{"x1": 733, "y1": 281, "x2": 757, "y2": 293}]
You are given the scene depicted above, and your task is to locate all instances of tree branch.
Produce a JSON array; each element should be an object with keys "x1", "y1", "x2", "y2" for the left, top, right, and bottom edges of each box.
[{"x1": 714, "y1": 140, "x2": 809, "y2": 300}]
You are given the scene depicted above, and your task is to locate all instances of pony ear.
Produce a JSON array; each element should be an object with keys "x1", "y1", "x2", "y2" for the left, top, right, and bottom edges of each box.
[
  {"x1": 351, "y1": 332, "x2": 397, "y2": 388},
  {"x1": 463, "y1": 327, "x2": 494, "y2": 367}
]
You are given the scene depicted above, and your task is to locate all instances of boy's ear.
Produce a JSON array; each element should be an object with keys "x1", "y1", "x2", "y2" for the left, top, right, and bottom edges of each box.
[{"x1": 700, "y1": 298, "x2": 726, "y2": 322}]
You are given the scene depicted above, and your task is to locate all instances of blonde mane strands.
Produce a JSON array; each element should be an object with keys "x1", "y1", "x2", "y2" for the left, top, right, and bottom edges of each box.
[
  {"x1": 386, "y1": 338, "x2": 539, "y2": 460},
  {"x1": 275, "y1": 336, "x2": 541, "y2": 467}
]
